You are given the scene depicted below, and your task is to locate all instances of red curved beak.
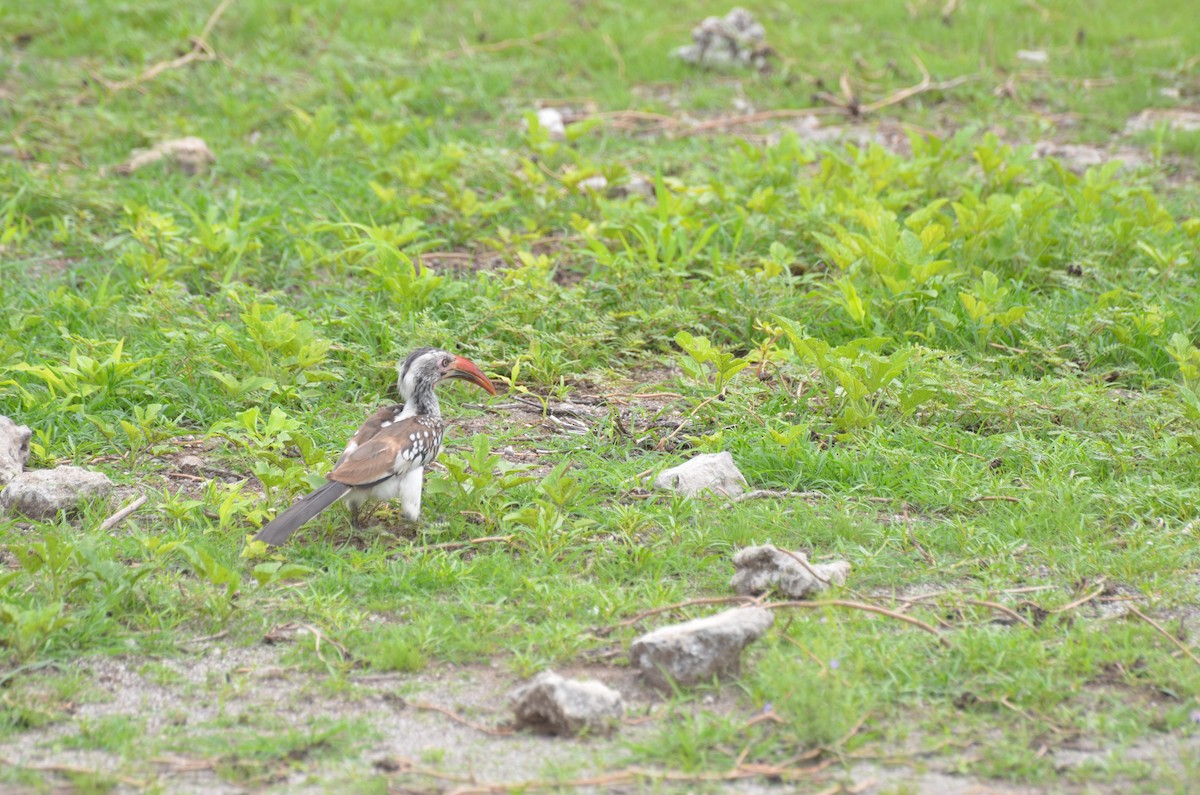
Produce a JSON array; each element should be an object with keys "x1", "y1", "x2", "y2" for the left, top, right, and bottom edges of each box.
[{"x1": 447, "y1": 356, "x2": 497, "y2": 395}]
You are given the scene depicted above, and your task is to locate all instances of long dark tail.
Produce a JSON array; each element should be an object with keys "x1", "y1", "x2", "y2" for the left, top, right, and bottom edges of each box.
[{"x1": 253, "y1": 481, "x2": 350, "y2": 546}]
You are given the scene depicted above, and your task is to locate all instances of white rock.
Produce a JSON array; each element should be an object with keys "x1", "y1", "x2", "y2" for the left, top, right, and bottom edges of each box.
[
  {"x1": 509, "y1": 670, "x2": 624, "y2": 735},
  {"x1": 0, "y1": 415, "x2": 31, "y2": 486},
  {"x1": 176, "y1": 454, "x2": 207, "y2": 475},
  {"x1": 653, "y1": 451, "x2": 746, "y2": 497},
  {"x1": 630, "y1": 607, "x2": 773, "y2": 688},
  {"x1": 672, "y1": 7, "x2": 771, "y2": 71},
  {"x1": 117, "y1": 136, "x2": 215, "y2": 175},
  {"x1": 534, "y1": 108, "x2": 567, "y2": 141},
  {"x1": 614, "y1": 173, "x2": 655, "y2": 200},
  {"x1": 577, "y1": 175, "x2": 609, "y2": 193},
  {"x1": 731, "y1": 545, "x2": 850, "y2": 599},
  {"x1": 1016, "y1": 49, "x2": 1049, "y2": 63},
  {"x1": 1, "y1": 466, "x2": 114, "y2": 519},
  {"x1": 1032, "y1": 141, "x2": 1148, "y2": 172},
  {"x1": 1125, "y1": 109, "x2": 1200, "y2": 134},
  {"x1": 580, "y1": 173, "x2": 656, "y2": 201}
]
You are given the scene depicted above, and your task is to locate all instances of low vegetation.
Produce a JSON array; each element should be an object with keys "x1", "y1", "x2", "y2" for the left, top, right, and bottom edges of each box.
[{"x1": 2, "y1": 0, "x2": 1198, "y2": 791}]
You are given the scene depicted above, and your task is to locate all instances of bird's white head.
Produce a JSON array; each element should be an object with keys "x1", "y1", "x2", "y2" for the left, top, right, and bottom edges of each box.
[{"x1": 396, "y1": 348, "x2": 496, "y2": 417}]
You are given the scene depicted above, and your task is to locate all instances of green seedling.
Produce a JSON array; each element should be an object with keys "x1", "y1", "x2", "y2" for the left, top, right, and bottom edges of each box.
[
  {"x1": 777, "y1": 318, "x2": 933, "y2": 430},
  {"x1": 958, "y1": 270, "x2": 1029, "y2": 337},
  {"x1": 674, "y1": 331, "x2": 749, "y2": 394}
]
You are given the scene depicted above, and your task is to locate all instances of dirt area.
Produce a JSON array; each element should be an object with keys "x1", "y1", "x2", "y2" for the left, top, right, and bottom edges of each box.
[
  {"x1": 0, "y1": 645, "x2": 729, "y2": 793},
  {"x1": 2, "y1": 643, "x2": 1195, "y2": 794}
]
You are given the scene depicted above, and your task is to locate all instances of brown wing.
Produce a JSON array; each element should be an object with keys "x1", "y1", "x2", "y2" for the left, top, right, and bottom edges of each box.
[
  {"x1": 328, "y1": 415, "x2": 444, "y2": 486},
  {"x1": 335, "y1": 404, "x2": 405, "y2": 468}
]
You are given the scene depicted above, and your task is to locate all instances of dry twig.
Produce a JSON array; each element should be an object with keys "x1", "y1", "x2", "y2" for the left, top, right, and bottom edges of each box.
[
  {"x1": 401, "y1": 699, "x2": 514, "y2": 737},
  {"x1": 82, "y1": 0, "x2": 236, "y2": 100},
  {"x1": 682, "y1": 107, "x2": 843, "y2": 136},
  {"x1": 602, "y1": 391, "x2": 684, "y2": 400},
  {"x1": 1051, "y1": 579, "x2": 1107, "y2": 614},
  {"x1": 97, "y1": 495, "x2": 148, "y2": 533},
  {"x1": 511, "y1": 395, "x2": 592, "y2": 419},
  {"x1": 902, "y1": 511, "x2": 937, "y2": 567},
  {"x1": 0, "y1": 758, "x2": 147, "y2": 787},
  {"x1": 425, "y1": 535, "x2": 515, "y2": 552},
  {"x1": 384, "y1": 756, "x2": 837, "y2": 793},
  {"x1": 996, "y1": 697, "x2": 1068, "y2": 735},
  {"x1": 655, "y1": 389, "x2": 725, "y2": 451},
  {"x1": 730, "y1": 489, "x2": 897, "y2": 506},
  {"x1": 731, "y1": 489, "x2": 829, "y2": 503},
  {"x1": 1000, "y1": 584, "x2": 1057, "y2": 595},
  {"x1": 0, "y1": 661, "x2": 64, "y2": 687},
  {"x1": 299, "y1": 622, "x2": 347, "y2": 656},
  {"x1": 179, "y1": 628, "x2": 230, "y2": 646},
  {"x1": 428, "y1": 28, "x2": 561, "y2": 61},
  {"x1": 601, "y1": 31, "x2": 626, "y2": 81},
  {"x1": 1128, "y1": 606, "x2": 1200, "y2": 667},
  {"x1": 860, "y1": 56, "x2": 975, "y2": 114},
  {"x1": 154, "y1": 755, "x2": 216, "y2": 774},
  {"x1": 743, "y1": 707, "x2": 787, "y2": 729},
  {"x1": 776, "y1": 547, "x2": 833, "y2": 586},
  {"x1": 764, "y1": 599, "x2": 946, "y2": 642},
  {"x1": 964, "y1": 599, "x2": 1035, "y2": 628},
  {"x1": 923, "y1": 438, "x2": 989, "y2": 461}
]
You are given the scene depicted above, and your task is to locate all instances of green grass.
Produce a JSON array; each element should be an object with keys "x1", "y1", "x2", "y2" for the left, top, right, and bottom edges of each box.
[{"x1": 2, "y1": 0, "x2": 1200, "y2": 791}]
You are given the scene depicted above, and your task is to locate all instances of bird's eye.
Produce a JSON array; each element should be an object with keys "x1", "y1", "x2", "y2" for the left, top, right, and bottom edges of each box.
[{"x1": 442, "y1": 356, "x2": 453, "y2": 368}]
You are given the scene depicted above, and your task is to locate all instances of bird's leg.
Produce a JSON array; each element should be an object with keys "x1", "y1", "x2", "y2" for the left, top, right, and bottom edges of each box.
[{"x1": 346, "y1": 493, "x2": 372, "y2": 529}]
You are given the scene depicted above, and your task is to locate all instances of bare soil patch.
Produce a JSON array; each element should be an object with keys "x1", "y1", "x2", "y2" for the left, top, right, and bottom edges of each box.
[{"x1": 4, "y1": 645, "x2": 1195, "y2": 793}]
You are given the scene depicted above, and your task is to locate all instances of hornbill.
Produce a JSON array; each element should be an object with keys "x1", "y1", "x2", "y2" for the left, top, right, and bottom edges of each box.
[{"x1": 253, "y1": 348, "x2": 496, "y2": 546}]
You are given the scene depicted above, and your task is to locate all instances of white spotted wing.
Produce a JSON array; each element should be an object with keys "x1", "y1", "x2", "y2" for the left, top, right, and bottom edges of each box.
[{"x1": 328, "y1": 411, "x2": 445, "y2": 487}]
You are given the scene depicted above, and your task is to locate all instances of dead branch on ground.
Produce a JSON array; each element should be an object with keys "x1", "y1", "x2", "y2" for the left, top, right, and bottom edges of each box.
[
  {"x1": 427, "y1": 28, "x2": 562, "y2": 61},
  {"x1": 1128, "y1": 606, "x2": 1200, "y2": 667},
  {"x1": 79, "y1": 0, "x2": 237, "y2": 102},
  {"x1": 425, "y1": 535, "x2": 515, "y2": 552},
  {"x1": 764, "y1": 599, "x2": 947, "y2": 642},
  {"x1": 384, "y1": 756, "x2": 839, "y2": 794},
  {"x1": 97, "y1": 495, "x2": 148, "y2": 533},
  {"x1": 399, "y1": 699, "x2": 514, "y2": 737}
]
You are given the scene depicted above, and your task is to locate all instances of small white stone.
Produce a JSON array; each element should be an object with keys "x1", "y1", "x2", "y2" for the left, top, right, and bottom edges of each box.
[
  {"x1": 653, "y1": 452, "x2": 747, "y2": 497},
  {"x1": 510, "y1": 671, "x2": 624, "y2": 735},
  {"x1": 731, "y1": 545, "x2": 850, "y2": 599},
  {"x1": 1, "y1": 466, "x2": 114, "y2": 519},
  {"x1": 117, "y1": 136, "x2": 215, "y2": 175},
  {"x1": 534, "y1": 108, "x2": 567, "y2": 141},
  {"x1": 578, "y1": 175, "x2": 609, "y2": 193},
  {"x1": 0, "y1": 415, "x2": 31, "y2": 486},
  {"x1": 630, "y1": 607, "x2": 773, "y2": 688}
]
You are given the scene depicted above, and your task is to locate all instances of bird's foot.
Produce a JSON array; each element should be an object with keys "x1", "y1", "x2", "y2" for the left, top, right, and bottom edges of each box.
[
  {"x1": 349, "y1": 503, "x2": 382, "y2": 530},
  {"x1": 364, "y1": 507, "x2": 420, "y2": 539}
]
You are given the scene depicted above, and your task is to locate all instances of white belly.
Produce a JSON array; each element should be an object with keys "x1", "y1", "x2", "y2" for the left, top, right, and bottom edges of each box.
[{"x1": 365, "y1": 467, "x2": 426, "y2": 520}]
